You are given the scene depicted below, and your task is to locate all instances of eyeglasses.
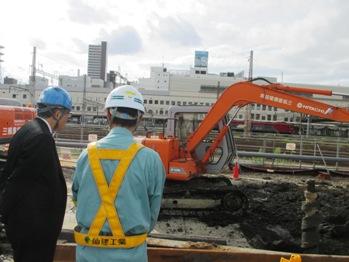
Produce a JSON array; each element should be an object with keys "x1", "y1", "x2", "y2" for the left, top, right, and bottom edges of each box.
[{"x1": 65, "y1": 112, "x2": 72, "y2": 118}]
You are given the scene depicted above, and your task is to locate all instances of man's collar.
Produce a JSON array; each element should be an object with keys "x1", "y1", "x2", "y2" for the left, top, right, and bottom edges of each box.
[
  {"x1": 109, "y1": 126, "x2": 133, "y2": 137},
  {"x1": 37, "y1": 117, "x2": 54, "y2": 135}
]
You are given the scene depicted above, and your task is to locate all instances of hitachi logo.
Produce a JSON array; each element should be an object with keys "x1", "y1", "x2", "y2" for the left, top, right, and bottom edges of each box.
[{"x1": 297, "y1": 103, "x2": 333, "y2": 115}]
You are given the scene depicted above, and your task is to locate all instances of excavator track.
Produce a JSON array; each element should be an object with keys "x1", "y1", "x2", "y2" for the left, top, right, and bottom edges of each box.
[{"x1": 160, "y1": 176, "x2": 248, "y2": 218}]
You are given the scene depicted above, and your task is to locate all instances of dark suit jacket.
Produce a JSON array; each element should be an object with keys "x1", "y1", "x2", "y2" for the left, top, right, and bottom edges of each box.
[{"x1": 1, "y1": 117, "x2": 67, "y2": 244}]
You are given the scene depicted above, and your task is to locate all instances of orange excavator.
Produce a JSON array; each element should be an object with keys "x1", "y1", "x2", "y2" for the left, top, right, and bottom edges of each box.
[{"x1": 138, "y1": 79, "x2": 349, "y2": 216}]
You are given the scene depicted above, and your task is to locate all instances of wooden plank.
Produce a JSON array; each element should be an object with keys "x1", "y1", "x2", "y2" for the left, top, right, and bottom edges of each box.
[{"x1": 54, "y1": 242, "x2": 349, "y2": 262}]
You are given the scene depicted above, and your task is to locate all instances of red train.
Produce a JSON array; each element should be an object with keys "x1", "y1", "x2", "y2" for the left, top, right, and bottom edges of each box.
[
  {"x1": 0, "y1": 105, "x2": 36, "y2": 143},
  {"x1": 231, "y1": 120, "x2": 298, "y2": 134}
]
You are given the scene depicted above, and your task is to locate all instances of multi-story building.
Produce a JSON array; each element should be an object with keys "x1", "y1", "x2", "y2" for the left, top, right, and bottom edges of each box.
[
  {"x1": 87, "y1": 41, "x2": 107, "y2": 82},
  {"x1": 2, "y1": 67, "x2": 349, "y2": 125},
  {"x1": 2, "y1": 50, "x2": 349, "y2": 134}
]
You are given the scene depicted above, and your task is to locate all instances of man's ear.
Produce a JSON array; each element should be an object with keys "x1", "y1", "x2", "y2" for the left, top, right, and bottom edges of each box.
[
  {"x1": 54, "y1": 109, "x2": 63, "y2": 120},
  {"x1": 106, "y1": 109, "x2": 111, "y2": 119}
]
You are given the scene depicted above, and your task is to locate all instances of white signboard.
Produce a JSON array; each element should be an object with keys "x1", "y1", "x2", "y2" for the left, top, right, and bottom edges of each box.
[
  {"x1": 286, "y1": 143, "x2": 296, "y2": 151},
  {"x1": 88, "y1": 134, "x2": 98, "y2": 142}
]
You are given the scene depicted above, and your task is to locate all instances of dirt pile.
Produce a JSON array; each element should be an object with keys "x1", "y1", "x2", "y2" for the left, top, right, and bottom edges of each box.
[{"x1": 186, "y1": 174, "x2": 349, "y2": 255}]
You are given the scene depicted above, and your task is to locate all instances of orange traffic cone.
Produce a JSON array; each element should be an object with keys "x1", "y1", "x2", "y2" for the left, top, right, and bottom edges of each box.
[{"x1": 232, "y1": 161, "x2": 240, "y2": 180}]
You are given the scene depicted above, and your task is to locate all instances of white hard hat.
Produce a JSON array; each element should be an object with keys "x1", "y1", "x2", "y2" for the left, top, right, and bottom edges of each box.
[{"x1": 105, "y1": 85, "x2": 145, "y2": 113}]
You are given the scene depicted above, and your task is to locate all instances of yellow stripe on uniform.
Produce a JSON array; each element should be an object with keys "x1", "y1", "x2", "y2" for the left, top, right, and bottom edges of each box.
[{"x1": 74, "y1": 142, "x2": 147, "y2": 248}]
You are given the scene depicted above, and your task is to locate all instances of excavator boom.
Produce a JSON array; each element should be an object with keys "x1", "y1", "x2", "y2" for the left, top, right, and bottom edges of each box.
[
  {"x1": 145, "y1": 80, "x2": 349, "y2": 217},
  {"x1": 187, "y1": 81, "x2": 349, "y2": 154}
]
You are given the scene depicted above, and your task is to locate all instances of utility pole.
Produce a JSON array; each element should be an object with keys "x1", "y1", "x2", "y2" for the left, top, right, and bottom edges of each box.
[
  {"x1": 80, "y1": 74, "x2": 87, "y2": 141},
  {"x1": 0, "y1": 45, "x2": 4, "y2": 84},
  {"x1": 30, "y1": 46, "x2": 37, "y2": 105},
  {"x1": 216, "y1": 81, "x2": 220, "y2": 99},
  {"x1": 244, "y1": 50, "x2": 253, "y2": 137}
]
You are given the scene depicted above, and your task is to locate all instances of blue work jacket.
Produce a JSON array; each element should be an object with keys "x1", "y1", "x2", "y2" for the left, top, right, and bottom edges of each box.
[{"x1": 72, "y1": 127, "x2": 166, "y2": 262}]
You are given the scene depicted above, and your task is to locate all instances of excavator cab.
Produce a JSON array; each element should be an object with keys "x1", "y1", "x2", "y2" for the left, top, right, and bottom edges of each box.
[{"x1": 166, "y1": 106, "x2": 237, "y2": 174}]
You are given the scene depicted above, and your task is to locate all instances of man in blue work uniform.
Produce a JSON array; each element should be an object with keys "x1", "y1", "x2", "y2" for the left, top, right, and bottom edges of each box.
[{"x1": 72, "y1": 85, "x2": 166, "y2": 262}]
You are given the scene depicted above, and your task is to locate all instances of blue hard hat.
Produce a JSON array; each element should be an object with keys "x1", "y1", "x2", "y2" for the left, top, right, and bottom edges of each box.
[{"x1": 37, "y1": 86, "x2": 72, "y2": 111}]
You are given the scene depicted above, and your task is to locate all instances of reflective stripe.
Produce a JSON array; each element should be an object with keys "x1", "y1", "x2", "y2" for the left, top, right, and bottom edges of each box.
[{"x1": 74, "y1": 142, "x2": 147, "y2": 248}]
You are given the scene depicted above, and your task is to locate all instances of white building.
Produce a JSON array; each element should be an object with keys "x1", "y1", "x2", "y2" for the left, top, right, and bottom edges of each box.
[
  {"x1": 59, "y1": 75, "x2": 104, "y2": 89},
  {"x1": 2, "y1": 44, "x2": 349, "y2": 130}
]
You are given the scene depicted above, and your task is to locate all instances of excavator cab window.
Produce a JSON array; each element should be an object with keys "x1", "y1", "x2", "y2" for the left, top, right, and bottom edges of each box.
[{"x1": 175, "y1": 112, "x2": 207, "y2": 143}]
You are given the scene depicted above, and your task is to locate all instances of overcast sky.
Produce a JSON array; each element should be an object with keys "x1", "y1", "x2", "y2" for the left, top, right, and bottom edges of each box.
[{"x1": 1, "y1": 0, "x2": 349, "y2": 86}]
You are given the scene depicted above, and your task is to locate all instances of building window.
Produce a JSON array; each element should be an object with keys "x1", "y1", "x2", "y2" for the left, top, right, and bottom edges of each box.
[
  {"x1": 262, "y1": 105, "x2": 266, "y2": 111},
  {"x1": 87, "y1": 107, "x2": 91, "y2": 111},
  {"x1": 171, "y1": 101, "x2": 175, "y2": 105},
  {"x1": 188, "y1": 102, "x2": 192, "y2": 105},
  {"x1": 166, "y1": 101, "x2": 169, "y2": 105},
  {"x1": 177, "y1": 101, "x2": 181, "y2": 105},
  {"x1": 256, "y1": 104, "x2": 261, "y2": 110},
  {"x1": 93, "y1": 107, "x2": 97, "y2": 111},
  {"x1": 262, "y1": 116, "x2": 266, "y2": 120},
  {"x1": 12, "y1": 94, "x2": 17, "y2": 98},
  {"x1": 155, "y1": 100, "x2": 158, "y2": 104},
  {"x1": 194, "y1": 102, "x2": 198, "y2": 105},
  {"x1": 149, "y1": 100, "x2": 153, "y2": 104},
  {"x1": 183, "y1": 101, "x2": 187, "y2": 106},
  {"x1": 267, "y1": 115, "x2": 271, "y2": 121},
  {"x1": 251, "y1": 113, "x2": 255, "y2": 119},
  {"x1": 256, "y1": 114, "x2": 260, "y2": 120},
  {"x1": 284, "y1": 117, "x2": 288, "y2": 122},
  {"x1": 238, "y1": 114, "x2": 243, "y2": 119},
  {"x1": 23, "y1": 94, "x2": 27, "y2": 99},
  {"x1": 144, "y1": 99, "x2": 147, "y2": 104},
  {"x1": 76, "y1": 106, "x2": 80, "y2": 111},
  {"x1": 205, "y1": 102, "x2": 209, "y2": 106},
  {"x1": 160, "y1": 100, "x2": 164, "y2": 105},
  {"x1": 273, "y1": 114, "x2": 277, "y2": 121}
]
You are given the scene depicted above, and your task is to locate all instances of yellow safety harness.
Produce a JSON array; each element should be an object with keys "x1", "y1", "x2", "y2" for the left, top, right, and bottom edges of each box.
[{"x1": 74, "y1": 142, "x2": 147, "y2": 248}]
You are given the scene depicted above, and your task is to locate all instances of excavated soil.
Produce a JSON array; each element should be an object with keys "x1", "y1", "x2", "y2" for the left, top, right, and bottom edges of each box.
[{"x1": 157, "y1": 172, "x2": 349, "y2": 255}]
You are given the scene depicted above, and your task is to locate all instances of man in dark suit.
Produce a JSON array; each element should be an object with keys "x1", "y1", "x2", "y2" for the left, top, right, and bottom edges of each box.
[{"x1": 0, "y1": 86, "x2": 72, "y2": 262}]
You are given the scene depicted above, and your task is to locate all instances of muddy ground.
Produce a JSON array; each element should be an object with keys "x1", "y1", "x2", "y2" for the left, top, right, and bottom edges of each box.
[
  {"x1": 1, "y1": 171, "x2": 349, "y2": 258},
  {"x1": 157, "y1": 172, "x2": 349, "y2": 255}
]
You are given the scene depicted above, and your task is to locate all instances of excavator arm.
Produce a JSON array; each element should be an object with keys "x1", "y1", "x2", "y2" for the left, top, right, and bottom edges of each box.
[
  {"x1": 187, "y1": 81, "x2": 349, "y2": 154},
  {"x1": 147, "y1": 80, "x2": 349, "y2": 216}
]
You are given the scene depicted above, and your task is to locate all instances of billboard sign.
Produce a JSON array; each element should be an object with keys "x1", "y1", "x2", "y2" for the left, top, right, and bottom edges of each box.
[{"x1": 194, "y1": 51, "x2": 208, "y2": 68}]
